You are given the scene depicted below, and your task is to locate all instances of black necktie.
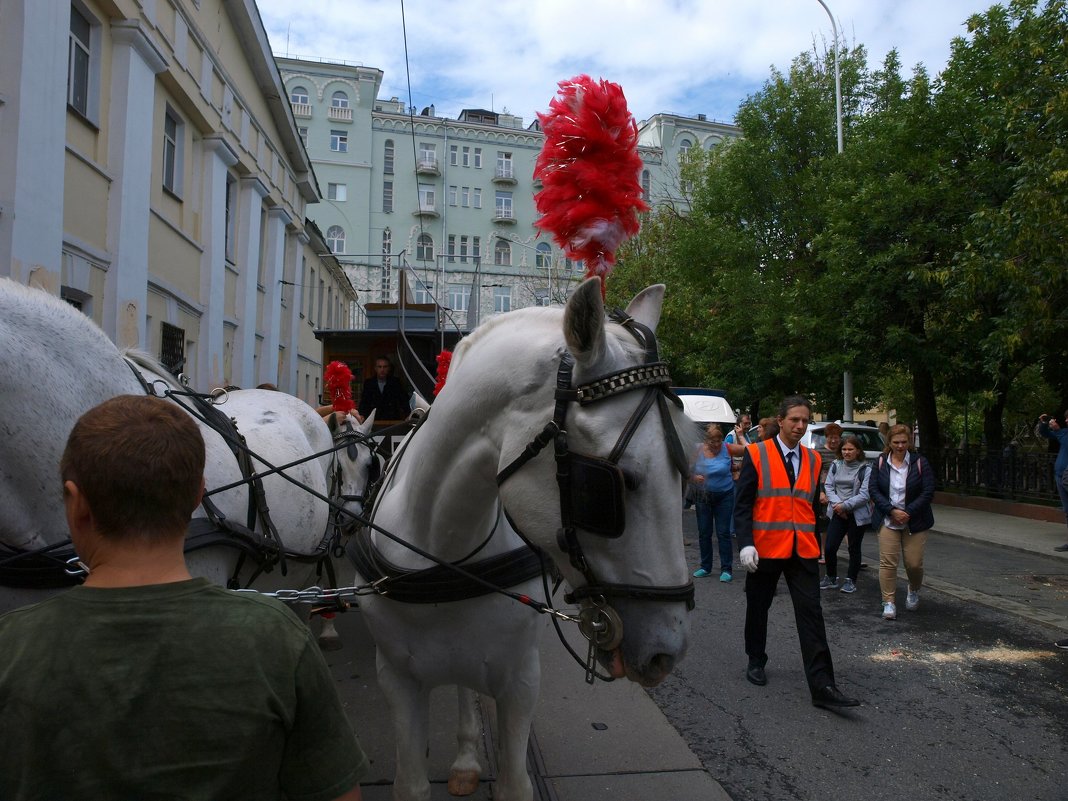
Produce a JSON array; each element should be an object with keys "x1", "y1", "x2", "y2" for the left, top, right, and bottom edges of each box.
[{"x1": 785, "y1": 451, "x2": 796, "y2": 485}]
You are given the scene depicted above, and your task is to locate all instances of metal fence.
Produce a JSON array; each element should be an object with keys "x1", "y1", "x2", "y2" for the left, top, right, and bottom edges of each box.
[{"x1": 929, "y1": 446, "x2": 1062, "y2": 504}]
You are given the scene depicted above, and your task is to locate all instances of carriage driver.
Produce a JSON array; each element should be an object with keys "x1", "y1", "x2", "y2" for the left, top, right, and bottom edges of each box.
[{"x1": 0, "y1": 395, "x2": 368, "y2": 800}]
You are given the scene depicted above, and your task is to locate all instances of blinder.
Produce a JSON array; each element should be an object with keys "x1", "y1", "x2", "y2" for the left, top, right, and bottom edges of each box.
[{"x1": 563, "y1": 454, "x2": 626, "y2": 539}]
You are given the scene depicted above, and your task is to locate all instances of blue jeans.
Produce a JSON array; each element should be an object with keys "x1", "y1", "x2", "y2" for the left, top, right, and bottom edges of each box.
[{"x1": 695, "y1": 488, "x2": 734, "y2": 573}]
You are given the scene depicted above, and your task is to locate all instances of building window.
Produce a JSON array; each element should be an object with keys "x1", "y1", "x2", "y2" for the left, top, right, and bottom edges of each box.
[
  {"x1": 447, "y1": 235, "x2": 456, "y2": 263},
  {"x1": 535, "y1": 242, "x2": 552, "y2": 268},
  {"x1": 331, "y1": 90, "x2": 349, "y2": 108},
  {"x1": 459, "y1": 235, "x2": 468, "y2": 263},
  {"x1": 298, "y1": 126, "x2": 308, "y2": 144},
  {"x1": 414, "y1": 282, "x2": 434, "y2": 304},
  {"x1": 160, "y1": 322, "x2": 186, "y2": 374},
  {"x1": 290, "y1": 85, "x2": 309, "y2": 105},
  {"x1": 493, "y1": 286, "x2": 511, "y2": 313},
  {"x1": 678, "y1": 138, "x2": 692, "y2": 160},
  {"x1": 330, "y1": 130, "x2": 348, "y2": 152},
  {"x1": 381, "y1": 228, "x2": 393, "y2": 302},
  {"x1": 318, "y1": 277, "x2": 325, "y2": 325},
  {"x1": 308, "y1": 268, "x2": 316, "y2": 321},
  {"x1": 327, "y1": 183, "x2": 347, "y2": 201},
  {"x1": 473, "y1": 188, "x2": 482, "y2": 209},
  {"x1": 641, "y1": 169, "x2": 650, "y2": 202},
  {"x1": 416, "y1": 233, "x2": 434, "y2": 262},
  {"x1": 461, "y1": 186, "x2": 470, "y2": 207},
  {"x1": 68, "y1": 5, "x2": 94, "y2": 118},
  {"x1": 382, "y1": 181, "x2": 393, "y2": 213},
  {"x1": 472, "y1": 236, "x2": 481, "y2": 261},
  {"x1": 162, "y1": 107, "x2": 184, "y2": 196},
  {"x1": 450, "y1": 144, "x2": 458, "y2": 166},
  {"x1": 462, "y1": 146, "x2": 470, "y2": 167},
  {"x1": 419, "y1": 142, "x2": 435, "y2": 166},
  {"x1": 535, "y1": 289, "x2": 551, "y2": 306},
  {"x1": 327, "y1": 286, "x2": 334, "y2": 327},
  {"x1": 418, "y1": 183, "x2": 435, "y2": 212},
  {"x1": 496, "y1": 151, "x2": 513, "y2": 179},
  {"x1": 326, "y1": 225, "x2": 345, "y2": 254},
  {"x1": 495, "y1": 190, "x2": 513, "y2": 219},
  {"x1": 494, "y1": 240, "x2": 510, "y2": 266},
  {"x1": 448, "y1": 185, "x2": 458, "y2": 206},
  {"x1": 384, "y1": 139, "x2": 394, "y2": 174},
  {"x1": 224, "y1": 173, "x2": 236, "y2": 262},
  {"x1": 473, "y1": 147, "x2": 483, "y2": 168},
  {"x1": 447, "y1": 284, "x2": 471, "y2": 312}
]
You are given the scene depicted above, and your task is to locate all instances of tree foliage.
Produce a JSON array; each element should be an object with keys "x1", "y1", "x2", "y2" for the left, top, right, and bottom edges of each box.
[{"x1": 614, "y1": 0, "x2": 1068, "y2": 446}]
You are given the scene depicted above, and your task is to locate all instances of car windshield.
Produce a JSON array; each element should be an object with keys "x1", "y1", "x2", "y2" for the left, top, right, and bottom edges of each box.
[{"x1": 811, "y1": 428, "x2": 884, "y2": 453}]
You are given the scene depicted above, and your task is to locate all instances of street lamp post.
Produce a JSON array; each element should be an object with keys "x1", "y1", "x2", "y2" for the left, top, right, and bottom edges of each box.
[{"x1": 814, "y1": 0, "x2": 852, "y2": 420}]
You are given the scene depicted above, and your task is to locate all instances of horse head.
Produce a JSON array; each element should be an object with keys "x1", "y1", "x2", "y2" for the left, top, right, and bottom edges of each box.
[
  {"x1": 327, "y1": 409, "x2": 380, "y2": 534},
  {"x1": 495, "y1": 277, "x2": 692, "y2": 687}
]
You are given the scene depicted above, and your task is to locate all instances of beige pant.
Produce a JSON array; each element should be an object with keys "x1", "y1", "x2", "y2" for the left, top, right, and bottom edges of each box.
[{"x1": 878, "y1": 525, "x2": 928, "y2": 603}]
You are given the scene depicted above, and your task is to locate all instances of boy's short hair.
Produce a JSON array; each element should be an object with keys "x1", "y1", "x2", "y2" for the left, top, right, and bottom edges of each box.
[{"x1": 61, "y1": 395, "x2": 205, "y2": 540}]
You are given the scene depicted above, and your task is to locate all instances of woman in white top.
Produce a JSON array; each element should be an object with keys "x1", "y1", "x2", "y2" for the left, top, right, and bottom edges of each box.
[{"x1": 868, "y1": 424, "x2": 935, "y2": 620}]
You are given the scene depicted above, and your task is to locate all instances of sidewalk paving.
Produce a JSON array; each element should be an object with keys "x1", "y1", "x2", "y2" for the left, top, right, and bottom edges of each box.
[{"x1": 331, "y1": 501, "x2": 1067, "y2": 801}]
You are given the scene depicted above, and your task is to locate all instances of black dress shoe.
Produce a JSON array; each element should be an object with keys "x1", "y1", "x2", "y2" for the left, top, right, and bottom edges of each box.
[
  {"x1": 1054, "y1": 543, "x2": 1068, "y2": 552},
  {"x1": 746, "y1": 664, "x2": 767, "y2": 686},
  {"x1": 811, "y1": 685, "x2": 859, "y2": 709}
]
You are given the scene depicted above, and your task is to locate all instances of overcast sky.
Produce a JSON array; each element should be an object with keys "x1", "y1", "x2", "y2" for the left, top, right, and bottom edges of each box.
[{"x1": 255, "y1": 0, "x2": 996, "y2": 126}]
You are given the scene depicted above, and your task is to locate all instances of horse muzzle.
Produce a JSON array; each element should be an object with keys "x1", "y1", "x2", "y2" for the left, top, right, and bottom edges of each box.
[{"x1": 593, "y1": 598, "x2": 690, "y2": 687}]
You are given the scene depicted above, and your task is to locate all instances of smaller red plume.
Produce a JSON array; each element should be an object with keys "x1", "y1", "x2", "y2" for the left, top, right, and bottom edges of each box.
[
  {"x1": 433, "y1": 350, "x2": 452, "y2": 397},
  {"x1": 324, "y1": 360, "x2": 354, "y2": 414}
]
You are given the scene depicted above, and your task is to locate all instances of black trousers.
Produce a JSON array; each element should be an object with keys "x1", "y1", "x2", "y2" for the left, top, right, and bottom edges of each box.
[{"x1": 744, "y1": 554, "x2": 835, "y2": 694}]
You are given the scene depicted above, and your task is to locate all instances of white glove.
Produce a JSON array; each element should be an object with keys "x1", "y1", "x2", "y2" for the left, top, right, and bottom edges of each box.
[{"x1": 739, "y1": 546, "x2": 759, "y2": 573}]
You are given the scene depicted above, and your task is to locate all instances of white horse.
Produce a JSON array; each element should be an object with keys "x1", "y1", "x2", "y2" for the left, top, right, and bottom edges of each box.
[
  {"x1": 0, "y1": 278, "x2": 375, "y2": 626},
  {"x1": 355, "y1": 277, "x2": 693, "y2": 801}
]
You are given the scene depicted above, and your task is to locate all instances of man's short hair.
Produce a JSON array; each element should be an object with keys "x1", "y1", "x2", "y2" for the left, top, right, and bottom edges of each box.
[
  {"x1": 61, "y1": 395, "x2": 205, "y2": 540},
  {"x1": 777, "y1": 395, "x2": 812, "y2": 420}
]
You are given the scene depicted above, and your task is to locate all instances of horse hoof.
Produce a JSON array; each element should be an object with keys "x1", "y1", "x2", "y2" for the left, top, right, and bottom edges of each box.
[
  {"x1": 447, "y1": 769, "x2": 480, "y2": 796},
  {"x1": 318, "y1": 635, "x2": 342, "y2": 652}
]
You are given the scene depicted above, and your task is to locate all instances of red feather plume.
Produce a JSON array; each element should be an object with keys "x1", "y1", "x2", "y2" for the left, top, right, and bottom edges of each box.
[
  {"x1": 533, "y1": 75, "x2": 648, "y2": 296},
  {"x1": 324, "y1": 360, "x2": 354, "y2": 414},
  {"x1": 433, "y1": 350, "x2": 452, "y2": 397}
]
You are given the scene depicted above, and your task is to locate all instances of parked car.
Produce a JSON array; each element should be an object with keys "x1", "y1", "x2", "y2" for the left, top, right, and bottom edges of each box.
[
  {"x1": 674, "y1": 388, "x2": 736, "y2": 447},
  {"x1": 801, "y1": 421, "x2": 885, "y2": 462}
]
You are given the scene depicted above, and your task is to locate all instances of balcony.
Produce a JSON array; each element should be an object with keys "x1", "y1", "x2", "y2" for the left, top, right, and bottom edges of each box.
[
  {"x1": 291, "y1": 103, "x2": 312, "y2": 118},
  {"x1": 413, "y1": 202, "x2": 439, "y2": 218},
  {"x1": 328, "y1": 105, "x2": 353, "y2": 123},
  {"x1": 416, "y1": 156, "x2": 440, "y2": 176},
  {"x1": 492, "y1": 166, "x2": 517, "y2": 184},
  {"x1": 493, "y1": 207, "x2": 516, "y2": 224}
]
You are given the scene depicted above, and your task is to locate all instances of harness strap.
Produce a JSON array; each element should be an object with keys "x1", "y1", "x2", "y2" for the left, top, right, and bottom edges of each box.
[{"x1": 346, "y1": 528, "x2": 548, "y2": 604}]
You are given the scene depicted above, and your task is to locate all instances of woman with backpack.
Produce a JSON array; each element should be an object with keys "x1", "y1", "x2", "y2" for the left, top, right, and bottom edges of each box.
[
  {"x1": 819, "y1": 433, "x2": 872, "y2": 594},
  {"x1": 869, "y1": 424, "x2": 936, "y2": 620}
]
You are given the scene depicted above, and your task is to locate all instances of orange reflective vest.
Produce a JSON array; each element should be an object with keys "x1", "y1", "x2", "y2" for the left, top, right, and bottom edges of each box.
[{"x1": 747, "y1": 440, "x2": 822, "y2": 559}]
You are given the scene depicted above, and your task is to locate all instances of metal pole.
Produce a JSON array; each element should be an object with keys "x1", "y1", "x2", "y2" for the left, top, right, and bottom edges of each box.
[{"x1": 814, "y1": 0, "x2": 850, "y2": 420}]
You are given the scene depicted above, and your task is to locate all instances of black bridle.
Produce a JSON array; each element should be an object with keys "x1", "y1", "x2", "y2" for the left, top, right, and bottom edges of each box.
[
  {"x1": 496, "y1": 311, "x2": 695, "y2": 631},
  {"x1": 327, "y1": 420, "x2": 382, "y2": 537}
]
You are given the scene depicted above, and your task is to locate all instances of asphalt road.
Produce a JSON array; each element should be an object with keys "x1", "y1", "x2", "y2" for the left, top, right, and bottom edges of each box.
[{"x1": 647, "y1": 512, "x2": 1068, "y2": 801}]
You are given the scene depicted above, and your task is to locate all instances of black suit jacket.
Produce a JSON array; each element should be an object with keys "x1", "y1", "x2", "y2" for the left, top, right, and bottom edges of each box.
[{"x1": 358, "y1": 375, "x2": 410, "y2": 421}]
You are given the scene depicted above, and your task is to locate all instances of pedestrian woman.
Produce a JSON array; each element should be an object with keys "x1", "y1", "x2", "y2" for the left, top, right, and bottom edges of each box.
[
  {"x1": 868, "y1": 424, "x2": 935, "y2": 620},
  {"x1": 820, "y1": 433, "x2": 872, "y2": 594},
  {"x1": 1036, "y1": 411, "x2": 1068, "y2": 551},
  {"x1": 691, "y1": 424, "x2": 736, "y2": 581}
]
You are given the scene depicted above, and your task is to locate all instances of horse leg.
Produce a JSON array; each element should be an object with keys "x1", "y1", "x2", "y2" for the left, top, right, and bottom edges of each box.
[
  {"x1": 447, "y1": 686, "x2": 482, "y2": 796},
  {"x1": 377, "y1": 656, "x2": 432, "y2": 801},
  {"x1": 491, "y1": 664, "x2": 541, "y2": 801},
  {"x1": 317, "y1": 612, "x2": 342, "y2": 651}
]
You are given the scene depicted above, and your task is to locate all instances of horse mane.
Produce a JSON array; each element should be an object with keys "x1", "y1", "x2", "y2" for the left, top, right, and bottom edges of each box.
[{"x1": 121, "y1": 349, "x2": 184, "y2": 392}]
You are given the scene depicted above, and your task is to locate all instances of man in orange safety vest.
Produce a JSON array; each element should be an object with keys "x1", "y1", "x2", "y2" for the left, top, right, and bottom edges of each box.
[{"x1": 734, "y1": 395, "x2": 860, "y2": 710}]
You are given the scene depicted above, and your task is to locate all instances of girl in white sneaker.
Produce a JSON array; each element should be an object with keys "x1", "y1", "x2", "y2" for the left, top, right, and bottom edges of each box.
[
  {"x1": 868, "y1": 425, "x2": 935, "y2": 620},
  {"x1": 820, "y1": 434, "x2": 872, "y2": 595}
]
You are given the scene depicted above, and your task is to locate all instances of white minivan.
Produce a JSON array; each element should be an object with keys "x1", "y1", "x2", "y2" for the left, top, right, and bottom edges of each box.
[{"x1": 674, "y1": 388, "x2": 737, "y2": 447}]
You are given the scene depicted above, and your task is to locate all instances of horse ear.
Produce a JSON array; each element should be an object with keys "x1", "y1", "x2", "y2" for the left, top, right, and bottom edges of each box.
[
  {"x1": 327, "y1": 412, "x2": 339, "y2": 433},
  {"x1": 358, "y1": 409, "x2": 376, "y2": 434},
  {"x1": 564, "y1": 277, "x2": 606, "y2": 365},
  {"x1": 624, "y1": 284, "x2": 666, "y2": 334}
]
